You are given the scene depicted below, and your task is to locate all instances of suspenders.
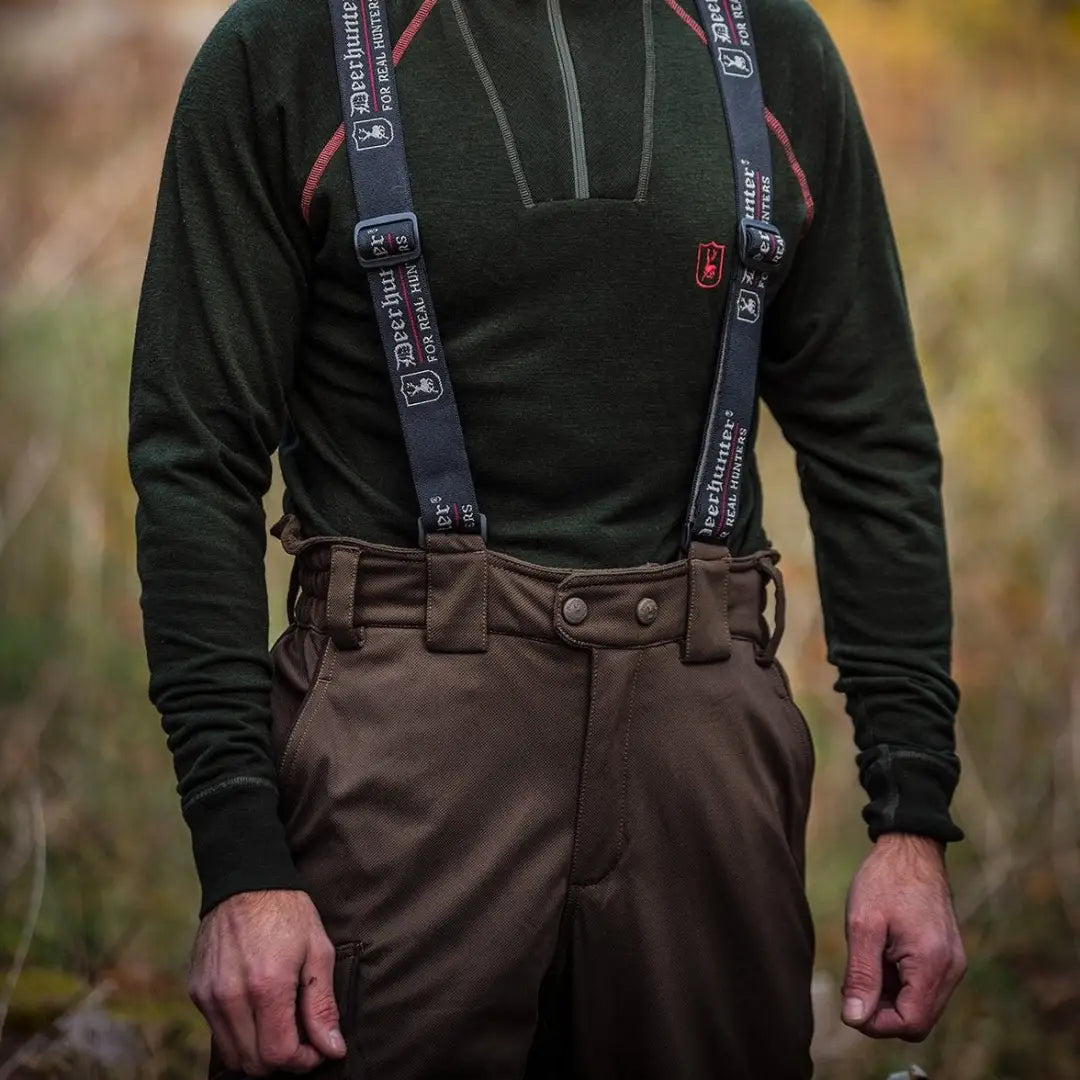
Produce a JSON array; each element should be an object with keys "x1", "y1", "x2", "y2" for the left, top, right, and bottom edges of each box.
[
  {"x1": 326, "y1": 0, "x2": 784, "y2": 553},
  {"x1": 687, "y1": 0, "x2": 784, "y2": 547},
  {"x1": 327, "y1": 0, "x2": 483, "y2": 542}
]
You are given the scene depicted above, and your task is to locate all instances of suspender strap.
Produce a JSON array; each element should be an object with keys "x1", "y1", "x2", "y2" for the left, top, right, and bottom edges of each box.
[
  {"x1": 686, "y1": 0, "x2": 785, "y2": 550},
  {"x1": 326, "y1": 0, "x2": 484, "y2": 541}
]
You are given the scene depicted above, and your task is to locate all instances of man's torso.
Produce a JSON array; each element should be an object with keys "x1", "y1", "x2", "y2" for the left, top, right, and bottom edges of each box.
[{"x1": 258, "y1": 0, "x2": 821, "y2": 566}]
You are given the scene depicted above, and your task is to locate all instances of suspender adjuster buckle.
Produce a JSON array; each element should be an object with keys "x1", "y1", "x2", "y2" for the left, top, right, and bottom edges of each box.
[
  {"x1": 354, "y1": 212, "x2": 421, "y2": 270},
  {"x1": 738, "y1": 218, "x2": 786, "y2": 269}
]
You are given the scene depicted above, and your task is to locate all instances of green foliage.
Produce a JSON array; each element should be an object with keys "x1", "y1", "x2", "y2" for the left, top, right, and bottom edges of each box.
[{"x1": 1, "y1": 968, "x2": 91, "y2": 1031}]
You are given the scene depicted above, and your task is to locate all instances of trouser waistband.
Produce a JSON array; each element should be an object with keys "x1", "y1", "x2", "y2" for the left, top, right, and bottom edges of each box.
[{"x1": 271, "y1": 514, "x2": 785, "y2": 664}]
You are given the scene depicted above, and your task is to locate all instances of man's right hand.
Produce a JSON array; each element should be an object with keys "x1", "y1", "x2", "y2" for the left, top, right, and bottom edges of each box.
[{"x1": 188, "y1": 889, "x2": 347, "y2": 1076}]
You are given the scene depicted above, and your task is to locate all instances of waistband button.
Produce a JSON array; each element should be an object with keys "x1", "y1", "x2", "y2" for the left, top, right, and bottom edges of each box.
[
  {"x1": 636, "y1": 597, "x2": 659, "y2": 626},
  {"x1": 562, "y1": 596, "x2": 589, "y2": 625}
]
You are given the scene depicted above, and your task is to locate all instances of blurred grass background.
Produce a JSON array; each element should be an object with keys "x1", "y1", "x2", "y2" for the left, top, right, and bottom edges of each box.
[{"x1": 1, "y1": 0, "x2": 1078, "y2": 1076}]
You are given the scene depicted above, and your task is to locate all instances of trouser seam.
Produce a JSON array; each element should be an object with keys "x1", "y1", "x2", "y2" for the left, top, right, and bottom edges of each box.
[
  {"x1": 566, "y1": 650, "x2": 601, "y2": 887},
  {"x1": 569, "y1": 649, "x2": 645, "y2": 889}
]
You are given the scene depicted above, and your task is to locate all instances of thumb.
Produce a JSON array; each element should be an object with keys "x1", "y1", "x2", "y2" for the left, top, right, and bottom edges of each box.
[
  {"x1": 298, "y1": 939, "x2": 346, "y2": 1059},
  {"x1": 842, "y1": 913, "x2": 886, "y2": 1027}
]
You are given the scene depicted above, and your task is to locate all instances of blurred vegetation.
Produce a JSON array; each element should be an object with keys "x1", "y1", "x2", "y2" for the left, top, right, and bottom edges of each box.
[{"x1": 1, "y1": 0, "x2": 1079, "y2": 1076}]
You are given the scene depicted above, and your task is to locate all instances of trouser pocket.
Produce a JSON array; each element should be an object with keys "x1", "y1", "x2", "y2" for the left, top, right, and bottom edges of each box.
[
  {"x1": 765, "y1": 654, "x2": 816, "y2": 783},
  {"x1": 334, "y1": 942, "x2": 366, "y2": 1080},
  {"x1": 269, "y1": 625, "x2": 337, "y2": 791}
]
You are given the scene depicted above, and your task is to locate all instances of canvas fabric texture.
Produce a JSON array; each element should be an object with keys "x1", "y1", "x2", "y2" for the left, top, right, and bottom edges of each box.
[{"x1": 206, "y1": 514, "x2": 815, "y2": 1079}]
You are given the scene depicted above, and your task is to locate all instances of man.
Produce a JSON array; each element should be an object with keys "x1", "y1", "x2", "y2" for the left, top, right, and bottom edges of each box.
[{"x1": 129, "y1": 0, "x2": 966, "y2": 1076}]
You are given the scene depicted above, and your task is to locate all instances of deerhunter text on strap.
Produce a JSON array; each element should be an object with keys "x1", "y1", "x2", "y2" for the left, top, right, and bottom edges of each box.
[
  {"x1": 327, "y1": 0, "x2": 484, "y2": 541},
  {"x1": 686, "y1": 0, "x2": 785, "y2": 550},
  {"x1": 326, "y1": 0, "x2": 784, "y2": 550}
]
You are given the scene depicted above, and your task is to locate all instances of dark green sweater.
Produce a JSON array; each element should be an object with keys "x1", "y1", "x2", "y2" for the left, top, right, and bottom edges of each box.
[{"x1": 130, "y1": 0, "x2": 962, "y2": 916}]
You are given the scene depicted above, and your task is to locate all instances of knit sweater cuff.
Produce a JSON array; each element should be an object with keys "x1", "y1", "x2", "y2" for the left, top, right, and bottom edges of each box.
[
  {"x1": 859, "y1": 745, "x2": 965, "y2": 845},
  {"x1": 183, "y1": 779, "x2": 307, "y2": 917}
]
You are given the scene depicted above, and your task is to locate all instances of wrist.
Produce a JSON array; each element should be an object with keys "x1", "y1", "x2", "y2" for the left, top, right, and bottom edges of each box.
[
  {"x1": 872, "y1": 831, "x2": 947, "y2": 869},
  {"x1": 875, "y1": 832, "x2": 945, "y2": 852}
]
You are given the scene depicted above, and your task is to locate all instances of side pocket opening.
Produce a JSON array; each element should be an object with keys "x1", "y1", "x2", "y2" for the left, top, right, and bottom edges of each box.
[
  {"x1": 333, "y1": 942, "x2": 367, "y2": 1080},
  {"x1": 278, "y1": 632, "x2": 337, "y2": 786},
  {"x1": 767, "y1": 658, "x2": 816, "y2": 778}
]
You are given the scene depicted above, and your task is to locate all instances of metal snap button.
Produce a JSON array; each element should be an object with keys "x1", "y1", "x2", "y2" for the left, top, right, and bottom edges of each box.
[
  {"x1": 562, "y1": 596, "x2": 589, "y2": 625},
  {"x1": 636, "y1": 597, "x2": 659, "y2": 626}
]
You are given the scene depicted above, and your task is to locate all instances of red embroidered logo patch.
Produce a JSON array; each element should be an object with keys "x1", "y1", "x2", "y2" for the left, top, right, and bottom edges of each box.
[{"x1": 696, "y1": 242, "x2": 726, "y2": 289}]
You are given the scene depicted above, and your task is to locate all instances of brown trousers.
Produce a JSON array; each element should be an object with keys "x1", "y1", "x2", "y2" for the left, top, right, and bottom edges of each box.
[{"x1": 216, "y1": 515, "x2": 815, "y2": 1079}]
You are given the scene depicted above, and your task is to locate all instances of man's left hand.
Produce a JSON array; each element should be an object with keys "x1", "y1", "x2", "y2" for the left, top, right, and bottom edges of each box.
[{"x1": 841, "y1": 833, "x2": 966, "y2": 1041}]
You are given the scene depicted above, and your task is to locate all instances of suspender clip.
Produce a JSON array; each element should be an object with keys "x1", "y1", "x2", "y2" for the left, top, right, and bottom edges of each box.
[
  {"x1": 354, "y1": 212, "x2": 421, "y2": 269},
  {"x1": 738, "y1": 218, "x2": 786, "y2": 269}
]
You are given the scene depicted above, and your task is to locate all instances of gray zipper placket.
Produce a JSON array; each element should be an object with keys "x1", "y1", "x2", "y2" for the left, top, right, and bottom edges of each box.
[{"x1": 546, "y1": 0, "x2": 590, "y2": 200}]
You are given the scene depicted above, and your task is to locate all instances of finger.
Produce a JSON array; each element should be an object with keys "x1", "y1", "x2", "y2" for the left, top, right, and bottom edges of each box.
[
  {"x1": 249, "y1": 970, "x2": 322, "y2": 1075},
  {"x1": 190, "y1": 979, "x2": 238, "y2": 1072},
  {"x1": 861, "y1": 1004, "x2": 925, "y2": 1042},
  {"x1": 863, "y1": 997, "x2": 936, "y2": 1042},
  {"x1": 298, "y1": 938, "x2": 346, "y2": 1060},
  {"x1": 878, "y1": 956, "x2": 902, "y2": 1006},
  {"x1": 214, "y1": 981, "x2": 264, "y2": 1076},
  {"x1": 864, "y1": 955, "x2": 938, "y2": 1041},
  {"x1": 190, "y1": 945, "x2": 245, "y2": 1074},
  {"x1": 205, "y1": 1013, "x2": 242, "y2": 1075},
  {"x1": 842, "y1": 911, "x2": 887, "y2": 1028}
]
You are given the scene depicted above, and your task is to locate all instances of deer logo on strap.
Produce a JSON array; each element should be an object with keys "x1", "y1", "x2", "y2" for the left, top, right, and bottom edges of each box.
[
  {"x1": 400, "y1": 372, "x2": 444, "y2": 406},
  {"x1": 351, "y1": 118, "x2": 395, "y2": 152},
  {"x1": 736, "y1": 290, "x2": 762, "y2": 323},
  {"x1": 718, "y1": 48, "x2": 753, "y2": 78}
]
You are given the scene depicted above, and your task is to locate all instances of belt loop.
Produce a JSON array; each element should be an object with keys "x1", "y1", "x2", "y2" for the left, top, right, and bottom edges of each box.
[
  {"x1": 271, "y1": 513, "x2": 305, "y2": 556},
  {"x1": 682, "y1": 541, "x2": 733, "y2": 664},
  {"x1": 425, "y1": 532, "x2": 489, "y2": 654},
  {"x1": 755, "y1": 552, "x2": 785, "y2": 665},
  {"x1": 326, "y1": 545, "x2": 364, "y2": 651},
  {"x1": 272, "y1": 514, "x2": 305, "y2": 626}
]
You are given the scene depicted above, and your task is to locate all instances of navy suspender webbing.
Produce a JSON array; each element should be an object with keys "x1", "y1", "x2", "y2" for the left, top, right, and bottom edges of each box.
[
  {"x1": 326, "y1": 0, "x2": 783, "y2": 552},
  {"x1": 326, "y1": 0, "x2": 484, "y2": 540},
  {"x1": 686, "y1": 0, "x2": 784, "y2": 549}
]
